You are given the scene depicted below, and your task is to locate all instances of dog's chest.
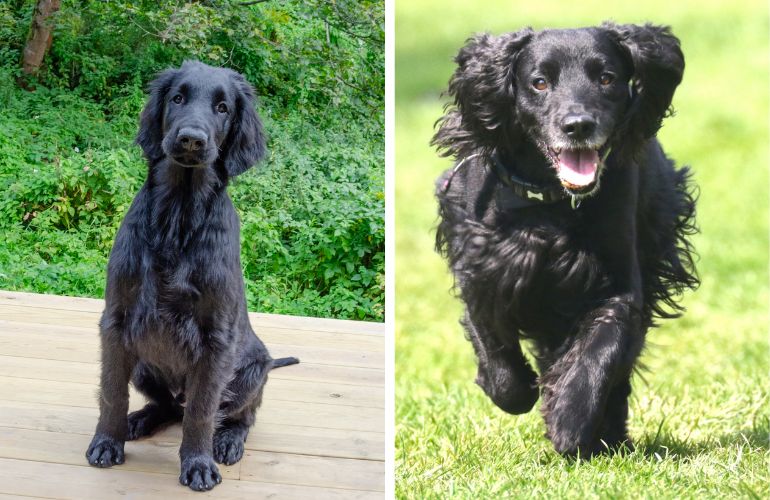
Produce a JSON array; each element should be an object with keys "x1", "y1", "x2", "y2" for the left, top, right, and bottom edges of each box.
[
  {"x1": 118, "y1": 235, "x2": 232, "y2": 353},
  {"x1": 460, "y1": 215, "x2": 613, "y2": 334}
]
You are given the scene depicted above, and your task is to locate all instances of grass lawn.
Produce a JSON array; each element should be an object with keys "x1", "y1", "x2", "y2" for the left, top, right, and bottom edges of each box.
[{"x1": 395, "y1": 0, "x2": 770, "y2": 497}]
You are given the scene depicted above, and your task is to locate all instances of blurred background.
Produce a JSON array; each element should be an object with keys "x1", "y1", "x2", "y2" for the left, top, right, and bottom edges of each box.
[{"x1": 395, "y1": 0, "x2": 768, "y2": 496}]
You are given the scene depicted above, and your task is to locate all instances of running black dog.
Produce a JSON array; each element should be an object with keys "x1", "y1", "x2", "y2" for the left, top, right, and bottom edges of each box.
[
  {"x1": 85, "y1": 61, "x2": 297, "y2": 491},
  {"x1": 434, "y1": 23, "x2": 698, "y2": 456}
]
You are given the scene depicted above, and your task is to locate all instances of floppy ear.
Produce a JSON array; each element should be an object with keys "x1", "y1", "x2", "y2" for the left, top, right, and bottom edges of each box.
[
  {"x1": 136, "y1": 68, "x2": 178, "y2": 162},
  {"x1": 604, "y1": 23, "x2": 684, "y2": 147},
  {"x1": 432, "y1": 29, "x2": 533, "y2": 158},
  {"x1": 222, "y1": 72, "x2": 266, "y2": 177}
]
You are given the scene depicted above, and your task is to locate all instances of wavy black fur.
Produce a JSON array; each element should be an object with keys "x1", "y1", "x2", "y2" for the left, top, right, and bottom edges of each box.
[
  {"x1": 434, "y1": 23, "x2": 698, "y2": 456},
  {"x1": 85, "y1": 61, "x2": 298, "y2": 491}
]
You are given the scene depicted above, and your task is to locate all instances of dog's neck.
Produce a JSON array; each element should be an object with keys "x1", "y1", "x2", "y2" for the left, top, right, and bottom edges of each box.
[
  {"x1": 145, "y1": 159, "x2": 229, "y2": 253},
  {"x1": 496, "y1": 140, "x2": 561, "y2": 188}
]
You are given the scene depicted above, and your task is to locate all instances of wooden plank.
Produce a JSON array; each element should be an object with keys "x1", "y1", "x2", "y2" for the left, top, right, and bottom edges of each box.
[
  {"x1": 0, "y1": 458, "x2": 381, "y2": 499},
  {"x1": 0, "y1": 427, "x2": 382, "y2": 491},
  {"x1": 0, "y1": 401, "x2": 384, "y2": 460},
  {"x1": 0, "y1": 355, "x2": 97, "y2": 384},
  {"x1": 0, "y1": 310, "x2": 384, "y2": 352},
  {"x1": 0, "y1": 372, "x2": 383, "y2": 409},
  {"x1": 0, "y1": 377, "x2": 383, "y2": 431},
  {"x1": 0, "y1": 327, "x2": 384, "y2": 369},
  {"x1": 266, "y1": 378, "x2": 384, "y2": 408},
  {"x1": 0, "y1": 354, "x2": 384, "y2": 388},
  {"x1": 0, "y1": 427, "x2": 240, "y2": 480},
  {"x1": 245, "y1": 424, "x2": 384, "y2": 461},
  {"x1": 0, "y1": 291, "x2": 385, "y2": 335},
  {"x1": 149, "y1": 423, "x2": 386, "y2": 462},
  {"x1": 0, "y1": 304, "x2": 99, "y2": 328},
  {"x1": 0, "y1": 328, "x2": 99, "y2": 364},
  {"x1": 0, "y1": 400, "x2": 97, "y2": 434},
  {"x1": 0, "y1": 290, "x2": 104, "y2": 313},
  {"x1": 264, "y1": 344, "x2": 384, "y2": 370},
  {"x1": 249, "y1": 312, "x2": 384, "y2": 335},
  {"x1": 240, "y1": 450, "x2": 383, "y2": 491},
  {"x1": 0, "y1": 290, "x2": 385, "y2": 498}
]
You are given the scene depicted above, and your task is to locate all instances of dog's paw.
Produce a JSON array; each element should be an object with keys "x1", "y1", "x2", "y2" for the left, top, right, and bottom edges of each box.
[
  {"x1": 213, "y1": 428, "x2": 246, "y2": 465},
  {"x1": 548, "y1": 427, "x2": 595, "y2": 457},
  {"x1": 86, "y1": 434, "x2": 125, "y2": 468},
  {"x1": 476, "y1": 361, "x2": 538, "y2": 415},
  {"x1": 180, "y1": 455, "x2": 222, "y2": 491},
  {"x1": 541, "y1": 387, "x2": 598, "y2": 457},
  {"x1": 127, "y1": 406, "x2": 156, "y2": 440},
  {"x1": 127, "y1": 404, "x2": 181, "y2": 440}
]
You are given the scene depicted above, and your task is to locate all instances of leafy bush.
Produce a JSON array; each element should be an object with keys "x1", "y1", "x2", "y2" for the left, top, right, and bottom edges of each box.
[{"x1": 0, "y1": 0, "x2": 384, "y2": 321}]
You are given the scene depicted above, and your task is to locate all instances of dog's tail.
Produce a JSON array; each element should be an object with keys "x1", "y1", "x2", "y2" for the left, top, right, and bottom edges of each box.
[{"x1": 272, "y1": 357, "x2": 300, "y2": 369}]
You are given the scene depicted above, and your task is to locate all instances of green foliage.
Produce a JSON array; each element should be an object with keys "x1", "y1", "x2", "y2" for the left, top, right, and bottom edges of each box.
[
  {"x1": 0, "y1": 0, "x2": 384, "y2": 321},
  {"x1": 9, "y1": 0, "x2": 384, "y2": 121}
]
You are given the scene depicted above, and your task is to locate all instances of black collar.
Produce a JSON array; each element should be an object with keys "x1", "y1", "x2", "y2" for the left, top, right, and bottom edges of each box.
[{"x1": 491, "y1": 151, "x2": 568, "y2": 205}]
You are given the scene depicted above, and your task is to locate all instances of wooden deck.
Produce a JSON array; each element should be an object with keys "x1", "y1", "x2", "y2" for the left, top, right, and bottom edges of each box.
[{"x1": 0, "y1": 291, "x2": 384, "y2": 499}]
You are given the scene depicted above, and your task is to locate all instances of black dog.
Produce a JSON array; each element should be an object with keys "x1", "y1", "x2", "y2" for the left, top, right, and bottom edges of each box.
[
  {"x1": 85, "y1": 61, "x2": 298, "y2": 491},
  {"x1": 433, "y1": 23, "x2": 698, "y2": 456}
]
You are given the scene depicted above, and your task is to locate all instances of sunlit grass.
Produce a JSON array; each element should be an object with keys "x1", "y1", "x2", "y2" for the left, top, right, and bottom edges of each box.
[{"x1": 395, "y1": 0, "x2": 770, "y2": 497}]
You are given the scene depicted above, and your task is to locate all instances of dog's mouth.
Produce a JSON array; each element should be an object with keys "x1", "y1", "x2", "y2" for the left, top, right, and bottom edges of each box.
[
  {"x1": 172, "y1": 154, "x2": 207, "y2": 168},
  {"x1": 547, "y1": 146, "x2": 609, "y2": 195}
]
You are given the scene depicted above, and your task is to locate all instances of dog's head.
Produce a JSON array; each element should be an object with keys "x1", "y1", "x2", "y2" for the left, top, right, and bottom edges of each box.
[
  {"x1": 136, "y1": 61, "x2": 266, "y2": 177},
  {"x1": 434, "y1": 23, "x2": 684, "y2": 196}
]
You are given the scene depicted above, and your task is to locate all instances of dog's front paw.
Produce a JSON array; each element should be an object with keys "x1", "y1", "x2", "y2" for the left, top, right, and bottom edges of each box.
[
  {"x1": 541, "y1": 389, "x2": 600, "y2": 457},
  {"x1": 547, "y1": 425, "x2": 595, "y2": 457},
  {"x1": 180, "y1": 455, "x2": 222, "y2": 491},
  {"x1": 213, "y1": 428, "x2": 246, "y2": 465},
  {"x1": 476, "y1": 362, "x2": 539, "y2": 415},
  {"x1": 86, "y1": 434, "x2": 125, "y2": 467}
]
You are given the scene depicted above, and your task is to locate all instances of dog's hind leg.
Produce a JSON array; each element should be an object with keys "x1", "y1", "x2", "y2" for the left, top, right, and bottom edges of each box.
[
  {"x1": 213, "y1": 406, "x2": 259, "y2": 466},
  {"x1": 127, "y1": 362, "x2": 184, "y2": 440},
  {"x1": 213, "y1": 348, "x2": 271, "y2": 466},
  {"x1": 463, "y1": 311, "x2": 539, "y2": 415}
]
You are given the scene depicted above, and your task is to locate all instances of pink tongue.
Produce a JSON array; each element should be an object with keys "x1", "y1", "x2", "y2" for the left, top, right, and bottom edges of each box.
[{"x1": 557, "y1": 149, "x2": 599, "y2": 187}]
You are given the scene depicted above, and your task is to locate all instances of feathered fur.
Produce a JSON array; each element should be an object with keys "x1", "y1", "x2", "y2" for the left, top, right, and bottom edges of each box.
[
  {"x1": 434, "y1": 23, "x2": 698, "y2": 456},
  {"x1": 85, "y1": 61, "x2": 298, "y2": 491}
]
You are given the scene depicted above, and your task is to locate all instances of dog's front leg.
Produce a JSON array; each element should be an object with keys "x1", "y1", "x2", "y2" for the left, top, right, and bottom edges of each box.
[
  {"x1": 178, "y1": 350, "x2": 232, "y2": 491},
  {"x1": 540, "y1": 295, "x2": 643, "y2": 456},
  {"x1": 463, "y1": 311, "x2": 539, "y2": 414},
  {"x1": 86, "y1": 326, "x2": 136, "y2": 467}
]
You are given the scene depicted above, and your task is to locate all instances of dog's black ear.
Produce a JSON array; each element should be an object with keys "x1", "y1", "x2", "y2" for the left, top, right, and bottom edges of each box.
[
  {"x1": 136, "y1": 68, "x2": 178, "y2": 162},
  {"x1": 223, "y1": 72, "x2": 266, "y2": 177},
  {"x1": 432, "y1": 29, "x2": 533, "y2": 158},
  {"x1": 604, "y1": 23, "x2": 684, "y2": 145}
]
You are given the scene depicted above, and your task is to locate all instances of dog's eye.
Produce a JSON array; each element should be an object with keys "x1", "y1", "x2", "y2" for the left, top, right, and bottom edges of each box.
[
  {"x1": 216, "y1": 102, "x2": 229, "y2": 114},
  {"x1": 172, "y1": 94, "x2": 183, "y2": 104},
  {"x1": 599, "y1": 73, "x2": 615, "y2": 86},
  {"x1": 532, "y1": 78, "x2": 548, "y2": 91}
]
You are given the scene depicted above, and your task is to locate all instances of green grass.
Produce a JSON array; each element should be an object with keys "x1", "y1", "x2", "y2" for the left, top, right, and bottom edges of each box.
[{"x1": 395, "y1": 0, "x2": 770, "y2": 497}]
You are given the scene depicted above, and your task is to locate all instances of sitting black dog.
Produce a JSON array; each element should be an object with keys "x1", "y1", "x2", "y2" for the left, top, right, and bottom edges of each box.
[
  {"x1": 85, "y1": 61, "x2": 297, "y2": 491},
  {"x1": 433, "y1": 23, "x2": 698, "y2": 456}
]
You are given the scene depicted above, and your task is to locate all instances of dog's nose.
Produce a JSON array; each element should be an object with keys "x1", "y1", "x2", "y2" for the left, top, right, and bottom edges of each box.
[
  {"x1": 177, "y1": 128, "x2": 207, "y2": 152},
  {"x1": 561, "y1": 114, "x2": 596, "y2": 140}
]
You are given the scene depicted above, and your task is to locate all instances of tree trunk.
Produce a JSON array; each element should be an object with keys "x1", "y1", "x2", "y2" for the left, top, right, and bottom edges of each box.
[{"x1": 21, "y1": 0, "x2": 61, "y2": 78}]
